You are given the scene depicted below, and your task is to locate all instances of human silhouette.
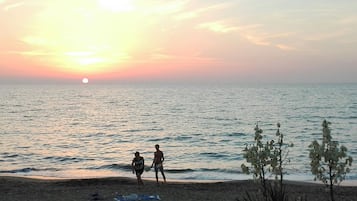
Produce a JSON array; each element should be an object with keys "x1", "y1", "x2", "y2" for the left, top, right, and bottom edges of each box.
[
  {"x1": 151, "y1": 144, "x2": 166, "y2": 184},
  {"x1": 132, "y1": 151, "x2": 144, "y2": 185}
]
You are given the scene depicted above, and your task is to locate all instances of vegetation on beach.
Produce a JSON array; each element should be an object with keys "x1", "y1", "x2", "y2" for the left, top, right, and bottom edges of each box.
[
  {"x1": 308, "y1": 120, "x2": 353, "y2": 201},
  {"x1": 240, "y1": 123, "x2": 293, "y2": 201},
  {"x1": 240, "y1": 123, "x2": 271, "y2": 199},
  {"x1": 239, "y1": 120, "x2": 353, "y2": 201}
]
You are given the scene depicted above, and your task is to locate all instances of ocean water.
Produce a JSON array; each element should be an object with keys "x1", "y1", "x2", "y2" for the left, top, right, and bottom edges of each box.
[{"x1": 0, "y1": 83, "x2": 356, "y2": 182}]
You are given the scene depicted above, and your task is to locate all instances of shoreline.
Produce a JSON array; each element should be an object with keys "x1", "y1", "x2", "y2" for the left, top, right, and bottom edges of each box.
[
  {"x1": 1, "y1": 176, "x2": 357, "y2": 201},
  {"x1": 2, "y1": 174, "x2": 357, "y2": 186}
]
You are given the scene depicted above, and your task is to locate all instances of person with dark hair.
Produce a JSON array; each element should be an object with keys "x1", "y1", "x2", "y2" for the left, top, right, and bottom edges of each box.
[
  {"x1": 151, "y1": 144, "x2": 166, "y2": 184},
  {"x1": 132, "y1": 151, "x2": 144, "y2": 185}
]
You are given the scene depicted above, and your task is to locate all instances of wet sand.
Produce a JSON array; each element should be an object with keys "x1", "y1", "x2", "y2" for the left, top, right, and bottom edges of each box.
[{"x1": 1, "y1": 176, "x2": 356, "y2": 201}]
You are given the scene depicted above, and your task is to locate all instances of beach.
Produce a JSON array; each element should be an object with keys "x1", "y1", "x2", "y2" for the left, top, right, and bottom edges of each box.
[{"x1": 1, "y1": 176, "x2": 357, "y2": 201}]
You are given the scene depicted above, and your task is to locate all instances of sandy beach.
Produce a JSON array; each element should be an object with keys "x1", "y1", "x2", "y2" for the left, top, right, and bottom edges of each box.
[{"x1": 1, "y1": 176, "x2": 356, "y2": 201}]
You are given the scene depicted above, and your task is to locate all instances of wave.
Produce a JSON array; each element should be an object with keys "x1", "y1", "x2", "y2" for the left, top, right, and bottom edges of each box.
[
  {"x1": 86, "y1": 163, "x2": 242, "y2": 174},
  {"x1": 2, "y1": 154, "x2": 19, "y2": 158},
  {"x1": 0, "y1": 167, "x2": 59, "y2": 174},
  {"x1": 147, "y1": 137, "x2": 172, "y2": 142},
  {"x1": 199, "y1": 152, "x2": 231, "y2": 158},
  {"x1": 165, "y1": 169, "x2": 194, "y2": 173},
  {"x1": 147, "y1": 135, "x2": 193, "y2": 142},
  {"x1": 122, "y1": 128, "x2": 164, "y2": 133},
  {"x1": 225, "y1": 132, "x2": 247, "y2": 137},
  {"x1": 43, "y1": 156, "x2": 94, "y2": 162},
  {"x1": 198, "y1": 168, "x2": 243, "y2": 174},
  {"x1": 88, "y1": 163, "x2": 133, "y2": 171}
]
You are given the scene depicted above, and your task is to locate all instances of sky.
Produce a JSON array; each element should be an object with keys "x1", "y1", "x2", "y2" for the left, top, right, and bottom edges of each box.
[{"x1": 0, "y1": 0, "x2": 357, "y2": 84}]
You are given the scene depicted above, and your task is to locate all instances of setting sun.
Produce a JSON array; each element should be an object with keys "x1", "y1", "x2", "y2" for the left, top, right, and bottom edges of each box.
[
  {"x1": 82, "y1": 78, "x2": 89, "y2": 84},
  {"x1": 82, "y1": 77, "x2": 89, "y2": 84}
]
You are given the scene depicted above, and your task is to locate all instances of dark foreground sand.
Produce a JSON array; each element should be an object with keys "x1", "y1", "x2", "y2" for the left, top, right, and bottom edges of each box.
[{"x1": 1, "y1": 176, "x2": 356, "y2": 201}]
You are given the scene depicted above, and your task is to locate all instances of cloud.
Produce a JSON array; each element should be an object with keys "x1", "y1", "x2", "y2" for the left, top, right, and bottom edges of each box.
[
  {"x1": 3, "y1": 1, "x2": 24, "y2": 11},
  {"x1": 240, "y1": 26, "x2": 296, "y2": 51},
  {"x1": 175, "y1": 11, "x2": 197, "y2": 20},
  {"x1": 8, "y1": 50, "x2": 55, "y2": 56},
  {"x1": 21, "y1": 36, "x2": 57, "y2": 47},
  {"x1": 141, "y1": 0, "x2": 187, "y2": 16},
  {"x1": 197, "y1": 19, "x2": 297, "y2": 51},
  {"x1": 245, "y1": 31, "x2": 292, "y2": 44},
  {"x1": 245, "y1": 34, "x2": 270, "y2": 46},
  {"x1": 275, "y1": 44, "x2": 296, "y2": 51},
  {"x1": 64, "y1": 51, "x2": 95, "y2": 57},
  {"x1": 175, "y1": 2, "x2": 231, "y2": 20},
  {"x1": 198, "y1": 21, "x2": 238, "y2": 33},
  {"x1": 140, "y1": 47, "x2": 221, "y2": 67}
]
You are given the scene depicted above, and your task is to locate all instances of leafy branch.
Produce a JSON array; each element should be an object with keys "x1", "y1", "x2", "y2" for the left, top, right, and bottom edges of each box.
[{"x1": 308, "y1": 120, "x2": 353, "y2": 201}]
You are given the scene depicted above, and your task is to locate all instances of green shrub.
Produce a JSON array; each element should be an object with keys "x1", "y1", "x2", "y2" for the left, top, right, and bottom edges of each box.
[
  {"x1": 241, "y1": 124, "x2": 274, "y2": 200},
  {"x1": 308, "y1": 120, "x2": 353, "y2": 201},
  {"x1": 241, "y1": 123, "x2": 293, "y2": 201}
]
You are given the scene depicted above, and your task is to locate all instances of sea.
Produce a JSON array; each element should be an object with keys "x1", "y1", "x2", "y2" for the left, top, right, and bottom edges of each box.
[{"x1": 1, "y1": 83, "x2": 357, "y2": 182}]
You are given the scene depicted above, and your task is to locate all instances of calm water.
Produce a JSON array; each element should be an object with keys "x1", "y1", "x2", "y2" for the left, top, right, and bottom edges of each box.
[{"x1": 1, "y1": 83, "x2": 356, "y2": 181}]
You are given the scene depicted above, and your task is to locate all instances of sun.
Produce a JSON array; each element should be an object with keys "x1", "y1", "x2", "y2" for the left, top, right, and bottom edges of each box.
[{"x1": 82, "y1": 78, "x2": 89, "y2": 84}]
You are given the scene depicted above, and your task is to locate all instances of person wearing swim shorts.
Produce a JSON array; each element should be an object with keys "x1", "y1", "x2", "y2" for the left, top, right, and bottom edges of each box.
[{"x1": 151, "y1": 144, "x2": 166, "y2": 184}]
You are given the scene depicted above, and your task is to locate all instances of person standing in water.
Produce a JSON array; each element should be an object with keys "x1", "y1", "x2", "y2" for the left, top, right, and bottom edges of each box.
[
  {"x1": 151, "y1": 144, "x2": 166, "y2": 184},
  {"x1": 132, "y1": 151, "x2": 144, "y2": 185}
]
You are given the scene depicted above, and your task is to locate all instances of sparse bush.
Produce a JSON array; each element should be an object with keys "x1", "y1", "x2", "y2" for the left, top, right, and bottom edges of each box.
[
  {"x1": 308, "y1": 120, "x2": 353, "y2": 201},
  {"x1": 241, "y1": 123, "x2": 293, "y2": 201},
  {"x1": 241, "y1": 124, "x2": 274, "y2": 200},
  {"x1": 270, "y1": 123, "x2": 293, "y2": 199}
]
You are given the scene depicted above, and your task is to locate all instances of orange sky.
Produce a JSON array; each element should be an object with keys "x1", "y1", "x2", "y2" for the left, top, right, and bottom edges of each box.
[{"x1": 1, "y1": 0, "x2": 357, "y2": 83}]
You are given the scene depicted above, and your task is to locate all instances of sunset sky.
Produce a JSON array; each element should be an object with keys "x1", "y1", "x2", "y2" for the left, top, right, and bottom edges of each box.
[{"x1": 1, "y1": 0, "x2": 357, "y2": 84}]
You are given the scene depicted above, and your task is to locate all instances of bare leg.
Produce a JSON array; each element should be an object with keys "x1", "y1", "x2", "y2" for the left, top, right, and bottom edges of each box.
[
  {"x1": 160, "y1": 169, "x2": 166, "y2": 182},
  {"x1": 137, "y1": 175, "x2": 144, "y2": 185},
  {"x1": 155, "y1": 169, "x2": 159, "y2": 184}
]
